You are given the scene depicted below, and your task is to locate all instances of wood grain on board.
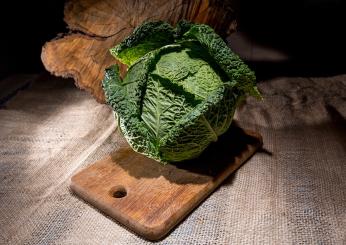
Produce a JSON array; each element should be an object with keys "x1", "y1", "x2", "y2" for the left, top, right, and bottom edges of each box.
[
  {"x1": 70, "y1": 125, "x2": 262, "y2": 240},
  {"x1": 41, "y1": 0, "x2": 237, "y2": 102}
]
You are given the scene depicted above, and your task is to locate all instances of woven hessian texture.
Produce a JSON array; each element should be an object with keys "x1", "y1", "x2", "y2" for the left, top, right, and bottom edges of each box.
[{"x1": 0, "y1": 75, "x2": 345, "y2": 244}]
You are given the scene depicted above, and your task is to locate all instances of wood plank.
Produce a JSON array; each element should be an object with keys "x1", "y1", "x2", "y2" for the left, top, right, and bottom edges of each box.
[{"x1": 71, "y1": 125, "x2": 262, "y2": 240}]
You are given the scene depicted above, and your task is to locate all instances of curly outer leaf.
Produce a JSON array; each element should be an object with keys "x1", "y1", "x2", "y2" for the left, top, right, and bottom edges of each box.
[
  {"x1": 183, "y1": 24, "x2": 261, "y2": 98},
  {"x1": 102, "y1": 63, "x2": 160, "y2": 161},
  {"x1": 110, "y1": 21, "x2": 175, "y2": 66}
]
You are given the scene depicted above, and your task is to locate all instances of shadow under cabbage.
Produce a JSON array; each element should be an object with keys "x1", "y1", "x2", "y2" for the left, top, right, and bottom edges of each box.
[{"x1": 111, "y1": 121, "x2": 262, "y2": 185}]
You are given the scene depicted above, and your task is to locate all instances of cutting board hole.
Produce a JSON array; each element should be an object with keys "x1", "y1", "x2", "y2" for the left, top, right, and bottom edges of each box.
[{"x1": 110, "y1": 186, "x2": 127, "y2": 198}]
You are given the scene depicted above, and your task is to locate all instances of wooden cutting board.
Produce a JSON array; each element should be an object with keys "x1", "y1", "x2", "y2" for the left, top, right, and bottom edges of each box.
[{"x1": 70, "y1": 125, "x2": 262, "y2": 240}]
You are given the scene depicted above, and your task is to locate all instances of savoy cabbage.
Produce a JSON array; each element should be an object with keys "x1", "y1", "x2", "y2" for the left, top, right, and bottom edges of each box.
[{"x1": 102, "y1": 20, "x2": 260, "y2": 163}]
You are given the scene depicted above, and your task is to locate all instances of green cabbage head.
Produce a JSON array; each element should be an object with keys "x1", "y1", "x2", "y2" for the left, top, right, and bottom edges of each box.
[{"x1": 102, "y1": 20, "x2": 261, "y2": 163}]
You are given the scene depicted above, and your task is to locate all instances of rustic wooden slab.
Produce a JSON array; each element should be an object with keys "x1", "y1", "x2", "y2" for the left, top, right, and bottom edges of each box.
[
  {"x1": 70, "y1": 125, "x2": 262, "y2": 240},
  {"x1": 42, "y1": 0, "x2": 237, "y2": 102}
]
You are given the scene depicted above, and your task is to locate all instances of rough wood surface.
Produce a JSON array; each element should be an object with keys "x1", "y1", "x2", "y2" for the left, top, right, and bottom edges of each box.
[
  {"x1": 41, "y1": 0, "x2": 236, "y2": 102},
  {"x1": 70, "y1": 125, "x2": 262, "y2": 240}
]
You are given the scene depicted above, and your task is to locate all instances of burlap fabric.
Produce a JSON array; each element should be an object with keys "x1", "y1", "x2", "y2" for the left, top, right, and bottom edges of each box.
[{"x1": 0, "y1": 75, "x2": 345, "y2": 244}]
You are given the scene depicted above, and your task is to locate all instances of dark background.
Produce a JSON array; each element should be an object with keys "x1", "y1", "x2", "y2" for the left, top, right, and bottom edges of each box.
[
  {"x1": 235, "y1": 0, "x2": 346, "y2": 79},
  {"x1": 0, "y1": 0, "x2": 345, "y2": 80},
  {"x1": 0, "y1": 2, "x2": 66, "y2": 79}
]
